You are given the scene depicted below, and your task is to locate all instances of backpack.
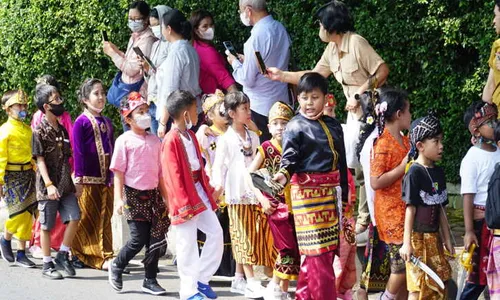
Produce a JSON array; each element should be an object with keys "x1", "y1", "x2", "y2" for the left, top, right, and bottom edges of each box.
[{"x1": 486, "y1": 162, "x2": 500, "y2": 229}]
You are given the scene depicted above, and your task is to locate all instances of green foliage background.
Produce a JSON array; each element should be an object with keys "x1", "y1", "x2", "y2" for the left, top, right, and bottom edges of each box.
[{"x1": 0, "y1": 0, "x2": 495, "y2": 182}]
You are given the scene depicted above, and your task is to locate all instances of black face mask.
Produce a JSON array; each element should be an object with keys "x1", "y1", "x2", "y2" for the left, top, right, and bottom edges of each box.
[{"x1": 50, "y1": 103, "x2": 65, "y2": 117}]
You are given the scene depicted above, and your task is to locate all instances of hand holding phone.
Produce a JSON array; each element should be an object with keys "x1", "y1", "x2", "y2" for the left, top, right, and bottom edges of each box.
[
  {"x1": 223, "y1": 41, "x2": 238, "y2": 57},
  {"x1": 133, "y1": 46, "x2": 156, "y2": 71},
  {"x1": 102, "y1": 31, "x2": 109, "y2": 42}
]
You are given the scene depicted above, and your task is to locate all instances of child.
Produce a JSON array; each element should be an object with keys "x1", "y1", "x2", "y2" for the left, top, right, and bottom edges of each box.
[
  {"x1": 32, "y1": 83, "x2": 81, "y2": 279},
  {"x1": 211, "y1": 91, "x2": 277, "y2": 298},
  {"x1": 108, "y1": 92, "x2": 169, "y2": 295},
  {"x1": 459, "y1": 102, "x2": 500, "y2": 299},
  {"x1": 195, "y1": 89, "x2": 235, "y2": 278},
  {"x1": 71, "y1": 79, "x2": 114, "y2": 270},
  {"x1": 274, "y1": 72, "x2": 349, "y2": 300},
  {"x1": 0, "y1": 90, "x2": 37, "y2": 267},
  {"x1": 399, "y1": 113, "x2": 453, "y2": 299},
  {"x1": 486, "y1": 122, "x2": 500, "y2": 298},
  {"x1": 248, "y1": 101, "x2": 300, "y2": 300},
  {"x1": 161, "y1": 90, "x2": 223, "y2": 300},
  {"x1": 370, "y1": 88, "x2": 412, "y2": 300}
]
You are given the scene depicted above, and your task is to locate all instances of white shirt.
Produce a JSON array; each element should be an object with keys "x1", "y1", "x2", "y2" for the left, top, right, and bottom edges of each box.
[
  {"x1": 360, "y1": 128, "x2": 379, "y2": 225},
  {"x1": 180, "y1": 133, "x2": 209, "y2": 205},
  {"x1": 157, "y1": 39, "x2": 202, "y2": 119},
  {"x1": 211, "y1": 127, "x2": 260, "y2": 205},
  {"x1": 460, "y1": 146, "x2": 500, "y2": 206},
  {"x1": 231, "y1": 15, "x2": 291, "y2": 116}
]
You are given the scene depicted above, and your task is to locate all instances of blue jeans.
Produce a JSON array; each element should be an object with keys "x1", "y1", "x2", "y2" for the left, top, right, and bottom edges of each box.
[
  {"x1": 149, "y1": 102, "x2": 158, "y2": 136},
  {"x1": 459, "y1": 283, "x2": 486, "y2": 300}
]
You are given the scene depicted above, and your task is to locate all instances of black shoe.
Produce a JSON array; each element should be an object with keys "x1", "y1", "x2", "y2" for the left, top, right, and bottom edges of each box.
[
  {"x1": 42, "y1": 262, "x2": 63, "y2": 280},
  {"x1": 0, "y1": 237, "x2": 14, "y2": 263},
  {"x1": 16, "y1": 252, "x2": 36, "y2": 268},
  {"x1": 142, "y1": 278, "x2": 167, "y2": 296},
  {"x1": 108, "y1": 259, "x2": 123, "y2": 291},
  {"x1": 55, "y1": 251, "x2": 76, "y2": 276},
  {"x1": 70, "y1": 256, "x2": 86, "y2": 269}
]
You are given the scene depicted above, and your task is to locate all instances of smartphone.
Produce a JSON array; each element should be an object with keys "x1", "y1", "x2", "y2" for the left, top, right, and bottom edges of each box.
[
  {"x1": 223, "y1": 41, "x2": 238, "y2": 57},
  {"x1": 133, "y1": 46, "x2": 156, "y2": 71},
  {"x1": 254, "y1": 51, "x2": 267, "y2": 75},
  {"x1": 101, "y1": 31, "x2": 108, "y2": 42}
]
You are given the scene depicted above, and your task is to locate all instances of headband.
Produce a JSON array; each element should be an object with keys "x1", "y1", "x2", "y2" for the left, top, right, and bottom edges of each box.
[{"x1": 468, "y1": 103, "x2": 498, "y2": 135}]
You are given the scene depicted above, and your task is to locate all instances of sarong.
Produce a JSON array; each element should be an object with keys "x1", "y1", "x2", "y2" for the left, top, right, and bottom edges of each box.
[
  {"x1": 290, "y1": 171, "x2": 339, "y2": 256},
  {"x1": 227, "y1": 204, "x2": 277, "y2": 267},
  {"x1": 359, "y1": 224, "x2": 391, "y2": 292},
  {"x1": 3, "y1": 170, "x2": 37, "y2": 217},
  {"x1": 487, "y1": 233, "x2": 500, "y2": 297},
  {"x1": 72, "y1": 184, "x2": 114, "y2": 269},
  {"x1": 406, "y1": 231, "x2": 451, "y2": 299},
  {"x1": 468, "y1": 219, "x2": 491, "y2": 286}
]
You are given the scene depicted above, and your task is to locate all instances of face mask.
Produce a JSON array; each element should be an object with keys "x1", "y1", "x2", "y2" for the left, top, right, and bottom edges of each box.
[
  {"x1": 11, "y1": 107, "x2": 27, "y2": 121},
  {"x1": 135, "y1": 114, "x2": 152, "y2": 130},
  {"x1": 128, "y1": 19, "x2": 145, "y2": 33},
  {"x1": 185, "y1": 114, "x2": 193, "y2": 130},
  {"x1": 49, "y1": 103, "x2": 65, "y2": 117},
  {"x1": 87, "y1": 103, "x2": 104, "y2": 114},
  {"x1": 319, "y1": 27, "x2": 330, "y2": 43},
  {"x1": 240, "y1": 11, "x2": 251, "y2": 27},
  {"x1": 200, "y1": 27, "x2": 215, "y2": 40},
  {"x1": 151, "y1": 25, "x2": 162, "y2": 39}
]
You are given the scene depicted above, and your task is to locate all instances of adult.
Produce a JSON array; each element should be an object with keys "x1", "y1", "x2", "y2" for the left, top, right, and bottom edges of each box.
[
  {"x1": 103, "y1": 1, "x2": 156, "y2": 104},
  {"x1": 267, "y1": 0, "x2": 389, "y2": 249},
  {"x1": 190, "y1": 10, "x2": 238, "y2": 95},
  {"x1": 227, "y1": 0, "x2": 291, "y2": 142},
  {"x1": 143, "y1": 5, "x2": 173, "y2": 135},
  {"x1": 157, "y1": 9, "x2": 202, "y2": 138},
  {"x1": 482, "y1": 0, "x2": 500, "y2": 115}
]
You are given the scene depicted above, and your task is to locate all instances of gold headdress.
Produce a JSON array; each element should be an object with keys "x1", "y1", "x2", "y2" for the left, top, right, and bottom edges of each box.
[
  {"x1": 2, "y1": 90, "x2": 29, "y2": 110},
  {"x1": 202, "y1": 89, "x2": 225, "y2": 114},
  {"x1": 268, "y1": 101, "x2": 294, "y2": 122}
]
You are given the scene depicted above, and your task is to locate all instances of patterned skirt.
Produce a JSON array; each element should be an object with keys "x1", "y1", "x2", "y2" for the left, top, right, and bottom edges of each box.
[
  {"x1": 359, "y1": 224, "x2": 390, "y2": 292},
  {"x1": 487, "y1": 234, "x2": 500, "y2": 298},
  {"x1": 3, "y1": 170, "x2": 37, "y2": 217},
  {"x1": 290, "y1": 172, "x2": 339, "y2": 256},
  {"x1": 227, "y1": 204, "x2": 277, "y2": 267},
  {"x1": 406, "y1": 231, "x2": 451, "y2": 299},
  {"x1": 468, "y1": 219, "x2": 491, "y2": 285}
]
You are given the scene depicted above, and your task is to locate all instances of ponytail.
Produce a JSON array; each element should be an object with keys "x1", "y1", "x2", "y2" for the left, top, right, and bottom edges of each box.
[
  {"x1": 355, "y1": 90, "x2": 379, "y2": 160},
  {"x1": 376, "y1": 88, "x2": 408, "y2": 135}
]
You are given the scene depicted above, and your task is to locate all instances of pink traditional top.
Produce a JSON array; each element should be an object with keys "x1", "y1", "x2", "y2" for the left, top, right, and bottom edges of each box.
[
  {"x1": 108, "y1": 28, "x2": 157, "y2": 100},
  {"x1": 110, "y1": 130, "x2": 162, "y2": 191},
  {"x1": 193, "y1": 40, "x2": 236, "y2": 94}
]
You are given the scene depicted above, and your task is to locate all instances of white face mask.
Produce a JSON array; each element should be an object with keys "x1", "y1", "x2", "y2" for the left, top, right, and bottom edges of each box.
[
  {"x1": 199, "y1": 27, "x2": 215, "y2": 40},
  {"x1": 151, "y1": 25, "x2": 162, "y2": 39},
  {"x1": 319, "y1": 27, "x2": 330, "y2": 43},
  {"x1": 185, "y1": 114, "x2": 193, "y2": 130},
  {"x1": 87, "y1": 103, "x2": 104, "y2": 114},
  {"x1": 240, "y1": 11, "x2": 251, "y2": 27},
  {"x1": 128, "y1": 19, "x2": 145, "y2": 33},
  {"x1": 135, "y1": 114, "x2": 152, "y2": 130}
]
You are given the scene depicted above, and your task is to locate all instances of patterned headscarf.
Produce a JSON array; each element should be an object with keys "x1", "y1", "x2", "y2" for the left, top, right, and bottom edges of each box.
[
  {"x1": 409, "y1": 113, "x2": 442, "y2": 159},
  {"x1": 2, "y1": 90, "x2": 29, "y2": 110},
  {"x1": 268, "y1": 101, "x2": 294, "y2": 122},
  {"x1": 468, "y1": 102, "x2": 498, "y2": 135},
  {"x1": 121, "y1": 92, "x2": 148, "y2": 117}
]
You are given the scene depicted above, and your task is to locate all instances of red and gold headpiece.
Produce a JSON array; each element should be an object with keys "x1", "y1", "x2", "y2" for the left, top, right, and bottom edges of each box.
[
  {"x1": 468, "y1": 102, "x2": 498, "y2": 135},
  {"x1": 268, "y1": 101, "x2": 294, "y2": 122},
  {"x1": 121, "y1": 92, "x2": 148, "y2": 117},
  {"x1": 202, "y1": 89, "x2": 225, "y2": 114},
  {"x1": 2, "y1": 90, "x2": 29, "y2": 110},
  {"x1": 325, "y1": 94, "x2": 336, "y2": 107}
]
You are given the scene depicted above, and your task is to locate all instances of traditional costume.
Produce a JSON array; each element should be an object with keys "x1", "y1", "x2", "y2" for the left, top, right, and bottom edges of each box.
[
  {"x1": 256, "y1": 102, "x2": 300, "y2": 281},
  {"x1": 71, "y1": 109, "x2": 114, "y2": 269},
  {"x1": 0, "y1": 91, "x2": 37, "y2": 243},
  {"x1": 402, "y1": 114, "x2": 452, "y2": 299},
  {"x1": 162, "y1": 127, "x2": 223, "y2": 300},
  {"x1": 279, "y1": 113, "x2": 349, "y2": 300},
  {"x1": 195, "y1": 90, "x2": 235, "y2": 277}
]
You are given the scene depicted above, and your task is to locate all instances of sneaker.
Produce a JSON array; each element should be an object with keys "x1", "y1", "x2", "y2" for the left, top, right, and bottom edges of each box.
[
  {"x1": 108, "y1": 259, "x2": 123, "y2": 292},
  {"x1": 245, "y1": 280, "x2": 264, "y2": 299},
  {"x1": 29, "y1": 245, "x2": 44, "y2": 259},
  {"x1": 42, "y1": 262, "x2": 63, "y2": 280},
  {"x1": 70, "y1": 256, "x2": 86, "y2": 269},
  {"x1": 142, "y1": 278, "x2": 167, "y2": 296},
  {"x1": 263, "y1": 282, "x2": 282, "y2": 300},
  {"x1": 198, "y1": 282, "x2": 217, "y2": 299},
  {"x1": 55, "y1": 251, "x2": 76, "y2": 276},
  {"x1": 187, "y1": 292, "x2": 206, "y2": 300},
  {"x1": 230, "y1": 277, "x2": 247, "y2": 295},
  {"x1": 16, "y1": 252, "x2": 36, "y2": 268},
  {"x1": 0, "y1": 237, "x2": 14, "y2": 263}
]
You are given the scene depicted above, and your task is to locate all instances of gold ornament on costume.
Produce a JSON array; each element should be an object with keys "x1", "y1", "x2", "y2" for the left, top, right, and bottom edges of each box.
[
  {"x1": 2, "y1": 90, "x2": 29, "y2": 109},
  {"x1": 202, "y1": 89, "x2": 225, "y2": 114},
  {"x1": 268, "y1": 101, "x2": 294, "y2": 122}
]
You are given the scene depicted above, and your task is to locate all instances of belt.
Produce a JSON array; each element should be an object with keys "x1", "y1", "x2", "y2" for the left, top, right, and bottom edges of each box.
[
  {"x1": 493, "y1": 229, "x2": 500, "y2": 236},
  {"x1": 6, "y1": 162, "x2": 33, "y2": 171},
  {"x1": 192, "y1": 170, "x2": 202, "y2": 183}
]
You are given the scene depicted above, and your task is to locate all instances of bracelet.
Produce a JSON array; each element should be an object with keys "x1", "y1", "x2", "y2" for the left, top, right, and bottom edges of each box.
[
  {"x1": 159, "y1": 121, "x2": 166, "y2": 127},
  {"x1": 45, "y1": 181, "x2": 54, "y2": 188}
]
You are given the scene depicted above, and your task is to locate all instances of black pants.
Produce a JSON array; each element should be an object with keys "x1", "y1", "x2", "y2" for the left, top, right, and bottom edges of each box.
[
  {"x1": 115, "y1": 221, "x2": 158, "y2": 279},
  {"x1": 251, "y1": 110, "x2": 271, "y2": 143}
]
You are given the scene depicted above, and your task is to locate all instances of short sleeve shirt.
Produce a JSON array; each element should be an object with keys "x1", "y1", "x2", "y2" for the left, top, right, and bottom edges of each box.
[
  {"x1": 32, "y1": 117, "x2": 75, "y2": 200},
  {"x1": 402, "y1": 163, "x2": 448, "y2": 233}
]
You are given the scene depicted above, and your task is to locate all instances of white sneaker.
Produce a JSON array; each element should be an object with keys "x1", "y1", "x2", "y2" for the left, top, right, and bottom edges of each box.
[
  {"x1": 230, "y1": 277, "x2": 247, "y2": 295},
  {"x1": 245, "y1": 280, "x2": 264, "y2": 299},
  {"x1": 281, "y1": 292, "x2": 293, "y2": 300},
  {"x1": 263, "y1": 281, "x2": 282, "y2": 300}
]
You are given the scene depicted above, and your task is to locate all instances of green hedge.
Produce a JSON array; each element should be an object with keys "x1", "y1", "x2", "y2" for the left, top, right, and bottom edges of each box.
[{"x1": 0, "y1": 0, "x2": 495, "y2": 182}]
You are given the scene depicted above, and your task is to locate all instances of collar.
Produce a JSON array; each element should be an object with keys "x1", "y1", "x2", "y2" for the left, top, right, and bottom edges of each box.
[
  {"x1": 270, "y1": 138, "x2": 282, "y2": 153},
  {"x1": 209, "y1": 125, "x2": 225, "y2": 136},
  {"x1": 131, "y1": 27, "x2": 154, "y2": 42},
  {"x1": 251, "y1": 15, "x2": 273, "y2": 33},
  {"x1": 41, "y1": 115, "x2": 62, "y2": 132},
  {"x1": 7, "y1": 116, "x2": 28, "y2": 127},
  {"x1": 336, "y1": 31, "x2": 352, "y2": 54}
]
